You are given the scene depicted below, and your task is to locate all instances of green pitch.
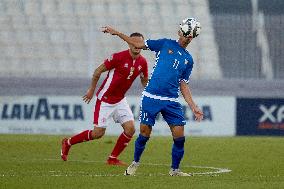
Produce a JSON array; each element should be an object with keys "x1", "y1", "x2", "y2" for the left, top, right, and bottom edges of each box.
[{"x1": 0, "y1": 134, "x2": 283, "y2": 189}]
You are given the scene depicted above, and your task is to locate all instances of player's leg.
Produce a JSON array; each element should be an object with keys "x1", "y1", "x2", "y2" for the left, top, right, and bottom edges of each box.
[
  {"x1": 169, "y1": 126, "x2": 185, "y2": 169},
  {"x1": 107, "y1": 98, "x2": 135, "y2": 165},
  {"x1": 163, "y1": 101, "x2": 191, "y2": 176},
  {"x1": 61, "y1": 126, "x2": 106, "y2": 161},
  {"x1": 124, "y1": 123, "x2": 152, "y2": 175},
  {"x1": 125, "y1": 96, "x2": 159, "y2": 175},
  {"x1": 168, "y1": 126, "x2": 191, "y2": 176},
  {"x1": 134, "y1": 96, "x2": 159, "y2": 163},
  {"x1": 61, "y1": 99, "x2": 111, "y2": 161},
  {"x1": 61, "y1": 129, "x2": 93, "y2": 161},
  {"x1": 134, "y1": 123, "x2": 152, "y2": 162},
  {"x1": 107, "y1": 120, "x2": 135, "y2": 166}
]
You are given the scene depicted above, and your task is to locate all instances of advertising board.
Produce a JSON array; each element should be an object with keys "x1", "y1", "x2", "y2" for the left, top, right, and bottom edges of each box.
[
  {"x1": 0, "y1": 96, "x2": 236, "y2": 136},
  {"x1": 237, "y1": 98, "x2": 284, "y2": 136}
]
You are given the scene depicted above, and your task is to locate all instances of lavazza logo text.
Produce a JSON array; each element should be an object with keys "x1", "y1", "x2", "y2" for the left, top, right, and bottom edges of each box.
[
  {"x1": 1, "y1": 98, "x2": 84, "y2": 121},
  {"x1": 258, "y1": 104, "x2": 284, "y2": 129}
]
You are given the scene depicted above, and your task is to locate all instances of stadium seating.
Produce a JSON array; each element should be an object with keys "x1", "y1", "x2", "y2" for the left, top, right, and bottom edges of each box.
[
  {"x1": 0, "y1": 0, "x2": 220, "y2": 79},
  {"x1": 209, "y1": 0, "x2": 284, "y2": 79},
  {"x1": 208, "y1": 0, "x2": 263, "y2": 79},
  {"x1": 258, "y1": 0, "x2": 284, "y2": 79},
  {"x1": 0, "y1": 0, "x2": 283, "y2": 80}
]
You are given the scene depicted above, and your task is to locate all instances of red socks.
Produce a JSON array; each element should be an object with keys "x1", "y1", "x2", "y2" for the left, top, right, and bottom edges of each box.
[
  {"x1": 109, "y1": 132, "x2": 132, "y2": 158},
  {"x1": 68, "y1": 130, "x2": 132, "y2": 159},
  {"x1": 69, "y1": 130, "x2": 93, "y2": 145}
]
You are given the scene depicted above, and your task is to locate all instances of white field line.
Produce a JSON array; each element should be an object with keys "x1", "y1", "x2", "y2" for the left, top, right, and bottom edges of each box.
[
  {"x1": 44, "y1": 158, "x2": 232, "y2": 176},
  {"x1": 1, "y1": 158, "x2": 232, "y2": 177}
]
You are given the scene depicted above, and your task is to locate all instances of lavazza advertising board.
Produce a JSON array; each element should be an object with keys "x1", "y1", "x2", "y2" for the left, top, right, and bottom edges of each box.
[{"x1": 0, "y1": 96, "x2": 236, "y2": 136}]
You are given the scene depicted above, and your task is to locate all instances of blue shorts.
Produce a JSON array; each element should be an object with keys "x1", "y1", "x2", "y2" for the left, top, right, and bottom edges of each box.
[{"x1": 139, "y1": 95, "x2": 186, "y2": 127}]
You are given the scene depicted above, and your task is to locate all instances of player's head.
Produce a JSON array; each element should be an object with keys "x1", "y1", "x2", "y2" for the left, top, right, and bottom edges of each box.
[
  {"x1": 178, "y1": 17, "x2": 201, "y2": 45},
  {"x1": 129, "y1": 32, "x2": 144, "y2": 55}
]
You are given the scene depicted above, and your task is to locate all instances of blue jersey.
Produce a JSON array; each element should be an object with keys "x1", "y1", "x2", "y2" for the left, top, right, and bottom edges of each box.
[{"x1": 144, "y1": 38, "x2": 194, "y2": 100}]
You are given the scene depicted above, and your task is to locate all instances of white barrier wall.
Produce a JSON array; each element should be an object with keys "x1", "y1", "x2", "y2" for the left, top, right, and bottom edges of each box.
[{"x1": 0, "y1": 96, "x2": 236, "y2": 136}]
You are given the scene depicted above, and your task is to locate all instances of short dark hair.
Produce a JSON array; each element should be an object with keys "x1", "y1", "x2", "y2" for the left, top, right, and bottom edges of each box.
[{"x1": 130, "y1": 32, "x2": 144, "y2": 39}]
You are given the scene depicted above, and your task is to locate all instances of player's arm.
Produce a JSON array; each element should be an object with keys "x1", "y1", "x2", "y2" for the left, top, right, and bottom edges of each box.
[
  {"x1": 102, "y1": 26, "x2": 147, "y2": 50},
  {"x1": 140, "y1": 61, "x2": 149, "y2": 87},
  {"x1": 180, "y1": 81, "x2": 203, "y2": 121},
  {"x1": 82, "y1": 64, "x2": 108, "y2": 104},
  {"x1": 140, "y1": 75, "x2": 148, "y2": 88}
]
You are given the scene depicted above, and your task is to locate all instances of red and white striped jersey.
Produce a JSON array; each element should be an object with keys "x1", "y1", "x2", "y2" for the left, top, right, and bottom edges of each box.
[{"x1": 96, "y1": 50, "x2": 148, "y2": 104}]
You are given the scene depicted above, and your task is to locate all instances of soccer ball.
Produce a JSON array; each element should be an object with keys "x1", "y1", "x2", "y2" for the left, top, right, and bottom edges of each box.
[{"x1": 179, "y1": 18, "x2": 201, "y2": 38}]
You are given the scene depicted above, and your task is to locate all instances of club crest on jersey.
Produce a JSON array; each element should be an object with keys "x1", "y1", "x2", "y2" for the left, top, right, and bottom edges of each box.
[
  {"x1": 138, "y1": 65, "x2": 142, "y2": 71},
  {"x1": 185, "y1": 59, "x2": 188, "y2": 65},
  {"x1": 124, "y1": 63, "x2": 128, "y2": 68},
  {"x1": 168, "y1": 49, "x2": 173, "y2": 54}
]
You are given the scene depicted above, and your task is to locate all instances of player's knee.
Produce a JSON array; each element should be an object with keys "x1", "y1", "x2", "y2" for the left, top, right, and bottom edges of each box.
[
  {"x1": 140, "y1": 124, "x2": 152, "y2": 137},
  {"x1": 92, "y1": 128, "x2": 105, "y2": 139},
  {"x1": 140, "y1": 130, "x2": 149, "y2": 137},
  {"x1": 170, "y1": 125, "x2": 185, "y2": 138},
  {"x1": 124, "y1": 126, "x2": 135, "y2": 136},
  {"x1": 122, "y1": 120, "x2": 135, "y2": 136}
]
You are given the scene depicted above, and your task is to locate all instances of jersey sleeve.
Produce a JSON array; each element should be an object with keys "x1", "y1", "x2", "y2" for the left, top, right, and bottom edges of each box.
[
  {"x1": 145, "y1": 38, "x2": 167, "y2": 52},
  {"x1": 104, "y1": 53, "x2": 119, "y2": 70},
  {"x1": 181, "y1": 57, "x2": 194, "y2": 83}
]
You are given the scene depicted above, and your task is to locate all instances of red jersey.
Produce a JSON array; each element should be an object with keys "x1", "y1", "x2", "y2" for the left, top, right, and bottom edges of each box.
[{"x1": 96, "y1": 50, "x2": 148, "y2": 104}]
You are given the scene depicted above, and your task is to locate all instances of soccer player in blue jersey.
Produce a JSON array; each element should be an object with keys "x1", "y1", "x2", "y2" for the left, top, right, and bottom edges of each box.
[{"x1": 102, "y1": 18, "x2": 204, "y2": 176}]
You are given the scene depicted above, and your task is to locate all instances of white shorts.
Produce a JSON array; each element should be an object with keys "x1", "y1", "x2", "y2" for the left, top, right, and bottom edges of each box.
[{"x1": 93, "y1": 97, "x2": 134, "y2": 128}]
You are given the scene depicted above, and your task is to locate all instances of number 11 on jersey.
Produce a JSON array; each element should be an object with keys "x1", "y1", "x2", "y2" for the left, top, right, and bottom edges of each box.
[{"x1": 173, "y1": 59, "x2": 179, "y2": 69}]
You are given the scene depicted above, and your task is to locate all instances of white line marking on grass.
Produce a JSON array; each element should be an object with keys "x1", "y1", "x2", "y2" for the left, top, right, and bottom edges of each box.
[
  {"x1": 1, "y1": 158, "x2": 231, "y2": 177},
  {"x1": 142, "y1": 162, "x2": 232, "y2": 175},
  {"x1": 44, "y1": 158, "x2": 232, "y2": 176}
]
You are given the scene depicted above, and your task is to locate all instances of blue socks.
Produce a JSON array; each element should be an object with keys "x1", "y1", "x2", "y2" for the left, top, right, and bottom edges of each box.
[
  {"x1": 134, "y1": 134, "x2": 150, "y2": 162},
  {"x1": 133, "y1": 134, "x2": 185, "y2": 169},
  {"x1": 171, "y1": 136, "x2": 185, "y2": 169}
]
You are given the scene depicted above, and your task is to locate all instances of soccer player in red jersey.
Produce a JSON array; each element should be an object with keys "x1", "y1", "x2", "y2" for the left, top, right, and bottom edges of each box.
[{"x1": 61, "y1": 32, "x2": 148, "y2": 166}]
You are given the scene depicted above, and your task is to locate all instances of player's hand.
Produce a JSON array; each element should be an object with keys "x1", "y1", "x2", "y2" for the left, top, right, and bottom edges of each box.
[
  {"x1": 82, "y1": 88, "x2": 95, "y2": 104},
  {"x1": 101, "y1": 26, "x2": 119, "y2": 35},
  {"x1": 192, "y1": 106, "x2": 204, "y2": 122}
]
